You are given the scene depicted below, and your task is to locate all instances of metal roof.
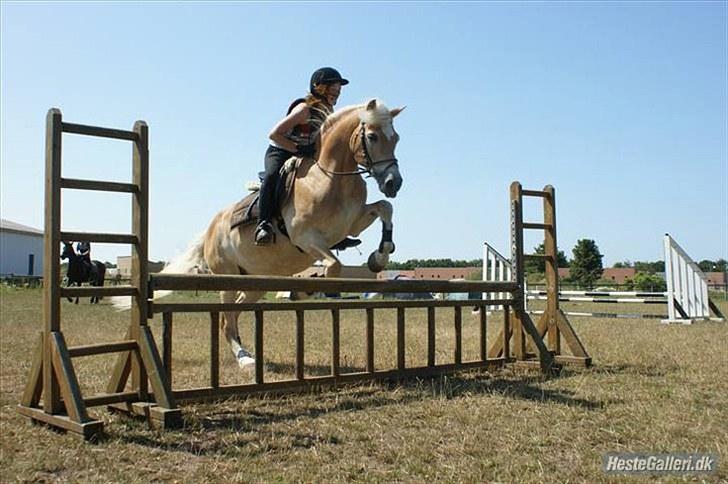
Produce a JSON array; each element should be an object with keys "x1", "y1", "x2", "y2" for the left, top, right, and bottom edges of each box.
[{"x1": 0, "y1": 218, "x2": 44, "y2": 235}]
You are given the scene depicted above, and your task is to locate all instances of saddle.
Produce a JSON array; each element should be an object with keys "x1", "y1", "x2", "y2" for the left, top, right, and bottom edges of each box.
[
  {"x1": 230, "y1": 157, "x2": 301, "y2": 234},
  {"x1": 229, "y1": 158, "x2": 363, "y2": 252}
]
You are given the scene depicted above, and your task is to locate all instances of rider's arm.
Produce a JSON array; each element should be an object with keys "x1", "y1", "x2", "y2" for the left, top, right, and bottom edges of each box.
[{"x1": 268, "y1": 103, "x2": 309, "y2": 153}]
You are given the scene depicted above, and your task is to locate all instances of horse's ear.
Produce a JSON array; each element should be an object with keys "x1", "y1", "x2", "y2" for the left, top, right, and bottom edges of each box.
[
  {"x1": 390, "y1": 106, "x2": 406, "y2": 118},
  {"x1": 366, "y1": 99, "x2": 377, "y2": 111}
]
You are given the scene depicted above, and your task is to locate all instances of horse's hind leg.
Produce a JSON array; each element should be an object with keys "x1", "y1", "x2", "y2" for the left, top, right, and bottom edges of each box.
[{"x1": 220, "y1": 290, "x2": 264, "y2": 369}]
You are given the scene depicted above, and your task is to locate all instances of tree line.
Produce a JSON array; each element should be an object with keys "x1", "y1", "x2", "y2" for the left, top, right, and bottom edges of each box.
[{"x1": 383, "y1": 240, "x2": 726, "y2": 291}]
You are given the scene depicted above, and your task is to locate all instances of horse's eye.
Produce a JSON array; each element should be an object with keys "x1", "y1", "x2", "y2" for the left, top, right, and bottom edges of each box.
[{"x1": 367, "y1": 133, "x2": 378, "y2": 142}]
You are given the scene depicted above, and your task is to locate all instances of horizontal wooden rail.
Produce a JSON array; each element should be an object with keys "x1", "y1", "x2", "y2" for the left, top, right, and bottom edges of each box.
[
  {"x1": 523, "y1": 254, "x2": 551, "y2": 260},
  {"x1": 60, "y1": 178, "x2": 139, "y2": 194},
  {"x1": 150, "y1": 274, "x2": 519, "y2": 294},
  {"x1": 522, "y1": 223, "x2": 552, "y2": 230},
  {"x1": 522, "y1": 189, "x2": 549, "y2": 198},
  {"x1": 60, "y1": 231, "x2": 137, "y2": 244},
  {"x1": 62, "y1": 122, "x2": 137, "y2": 141},
  {"x1": 83, "y1": 391, "x2": 140, "y2": 407},
  {"x1": 60, "y1": 286, "x2": 137, "y2": 297},
  {"x1": 68, "y1": 340, "x2": 137, "y2": 358},
  {"x1": 169, "y1": 359, "x2": 508, "y2": 401},
  {"x1": 152, "y1": 298, "x2": 514, "y2": 314}
]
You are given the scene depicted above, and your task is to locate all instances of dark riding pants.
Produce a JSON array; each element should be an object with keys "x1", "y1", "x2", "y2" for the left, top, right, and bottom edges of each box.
[{"x1": 259, "y1": 145, "x2": 295, "y2": 223}]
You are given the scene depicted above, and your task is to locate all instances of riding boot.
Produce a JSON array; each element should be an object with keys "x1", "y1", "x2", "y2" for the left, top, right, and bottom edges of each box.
[{"x1": 255, "y1": 221, "x2": 275, "y2": 246}]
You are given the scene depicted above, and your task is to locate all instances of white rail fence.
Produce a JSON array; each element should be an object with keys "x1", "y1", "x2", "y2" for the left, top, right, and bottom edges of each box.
[
  {"x1": 482, "y1": 242, "x2": 512, "y2": 310},
  {"x1": 481, "y1": 235, "x2": 725, "y2": 324}
]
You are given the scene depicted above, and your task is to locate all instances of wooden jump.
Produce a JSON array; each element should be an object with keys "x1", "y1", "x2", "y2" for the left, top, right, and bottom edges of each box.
[{"x1": 17, "y1": 108, "x2": 590, "y2": 441}]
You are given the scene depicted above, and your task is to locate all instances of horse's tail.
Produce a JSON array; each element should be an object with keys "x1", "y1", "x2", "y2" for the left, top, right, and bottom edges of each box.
[{"x1": 110, "y1": 233, "x2": 208, "y2": 311}]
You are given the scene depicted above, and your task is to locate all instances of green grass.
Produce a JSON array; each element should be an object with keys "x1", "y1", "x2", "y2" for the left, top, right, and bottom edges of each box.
[{"x1": 1, "y1": 286, "x2": 727, "y2": 483}]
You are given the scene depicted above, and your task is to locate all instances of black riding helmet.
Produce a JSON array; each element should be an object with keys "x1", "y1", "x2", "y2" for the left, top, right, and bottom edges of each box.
[{"x1": 309, "y1": 67, "x2": 349, "y2": 94}]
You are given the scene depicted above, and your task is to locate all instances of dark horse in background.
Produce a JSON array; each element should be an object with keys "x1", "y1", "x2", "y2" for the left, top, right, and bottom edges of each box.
[{"x1": 61, "y1": 242, "x2": 106, "y2": 304}]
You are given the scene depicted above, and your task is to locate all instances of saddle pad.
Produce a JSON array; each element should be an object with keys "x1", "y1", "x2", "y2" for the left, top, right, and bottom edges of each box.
[
  {"x1": 230, "y1": 157, "x2": 303, "y2": 232},
  {"x1": 230, "y1": 191, "x2": 260, "y2": 231}
]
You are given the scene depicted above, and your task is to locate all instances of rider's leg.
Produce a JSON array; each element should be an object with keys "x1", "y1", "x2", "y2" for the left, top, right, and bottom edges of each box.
[{"x1": 255, "y1": 146, "x2": 293, "y2": 245}]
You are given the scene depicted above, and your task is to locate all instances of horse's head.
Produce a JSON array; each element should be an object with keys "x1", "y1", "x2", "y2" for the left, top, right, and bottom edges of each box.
[
  {"x1": 355, "y1": 99, "x2": 405, "y2": 198},
  {"x1": 60, "y1": 241, "x2": 74, "y2": 260}
]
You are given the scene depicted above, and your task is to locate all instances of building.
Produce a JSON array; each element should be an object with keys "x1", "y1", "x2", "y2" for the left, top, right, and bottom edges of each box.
[
  {"x1": 117, "y1": 256, "x2": 132, "y2": 276},
  {"x1": 296, "y1": 264, "x2": 378, "y2": 279},
  {"x1": 705, "y1": 272, "x2": 727, "y2": 287},
  {"x1": 0, "y1": 219, "x2": 44, "y2": 277},
  {"x1": 377, "y1": 269, "x2": 416, "y2": 280},
  {"x1": 600, "y1": 268, "x2": 636, "y2": 284},
  {"x1": 557, "y1": 267, "x2": 636, "y2": 284},
  {"x1": 413, "y1": 267, "x2": 480, "y2": 280},
  {"x1": 117, "y1": 256, "x2": 166, "y2": 276},
  {"x1": 378, "y1": 267, "x2": 480, "y2": 281}
]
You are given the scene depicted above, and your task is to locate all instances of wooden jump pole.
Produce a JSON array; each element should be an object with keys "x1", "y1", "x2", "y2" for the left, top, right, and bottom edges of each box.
[
  {"x1": 488, "y1": 183, "x2": 591, "y2": 367},
  {"x1": 19, "y1": 108, "x2": 583, "y2": 442},
  {"x1": 17, "y1": 109, "x2": 181, "y2": 440}
]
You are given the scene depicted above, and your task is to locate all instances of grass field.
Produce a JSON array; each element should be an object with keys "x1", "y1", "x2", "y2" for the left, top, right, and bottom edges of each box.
[{"x1": 1, "y1": 286, "x2": 727, "y2": 483}]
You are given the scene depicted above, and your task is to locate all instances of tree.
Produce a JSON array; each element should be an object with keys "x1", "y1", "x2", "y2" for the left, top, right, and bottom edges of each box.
[
  {"x1": 569, "y1": 239, "x2": 603, "y2": 288},
  {"x1": 697, "y1": 259, "x2": 727, "y2": 273},
  {"x1": 613, "y1": 260, "x2": 633, "y2": 269},
  {"x1": 634, "y1": 260, "x2": 664, "y2": 274},
  {"x1": 524, "y1": 243, "x2": 570, "y2": 274},
  {"x1": 624, "y1": 272, "x2": 667, "y2": 292},
  {"x1": 384, "y1": 258, "x2": 482, "y2": 270}
]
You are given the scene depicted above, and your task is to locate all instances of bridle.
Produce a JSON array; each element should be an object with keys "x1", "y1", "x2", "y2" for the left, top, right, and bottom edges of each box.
[{"x1": 316, "y1": 122, "x2": 398, "y2": 177}]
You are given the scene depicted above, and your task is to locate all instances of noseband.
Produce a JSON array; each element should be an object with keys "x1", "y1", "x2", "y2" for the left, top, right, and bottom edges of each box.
[{"x1": 316, "y1": 122, "x2": 398, "y2": 177}]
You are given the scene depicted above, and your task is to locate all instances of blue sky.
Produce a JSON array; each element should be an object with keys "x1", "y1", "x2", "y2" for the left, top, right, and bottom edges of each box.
[{"x1": 2, "y1": 2, "x2": 726, "y2": 268}]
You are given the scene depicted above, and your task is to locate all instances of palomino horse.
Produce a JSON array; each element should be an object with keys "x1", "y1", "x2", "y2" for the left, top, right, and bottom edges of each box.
[{"x1": 116, "y1": 99, "x2": 404, "y2": 369}]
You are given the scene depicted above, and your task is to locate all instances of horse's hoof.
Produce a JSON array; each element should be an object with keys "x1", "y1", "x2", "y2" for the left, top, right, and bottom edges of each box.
[
  {"x1": 238, "y1": 356, "x2": 255, "y2": 370},
  {"x1": 236, "y1": 349, "x2": 255, "y2": 370},
  {"x1": 367, "y1": 252, "x2": 384, "y2": 273}
]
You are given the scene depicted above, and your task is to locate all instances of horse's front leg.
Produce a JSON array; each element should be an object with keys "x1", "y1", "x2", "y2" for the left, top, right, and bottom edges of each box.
[
  {"x1": 349, "y1": 200, "x2": 395, "y2": 273},
  {"x1": 299, "y1": 233, "x2": 343, "y2": 279},
  {"x1": 64, "y1": 278, "x2": 73, "y2": 303}
]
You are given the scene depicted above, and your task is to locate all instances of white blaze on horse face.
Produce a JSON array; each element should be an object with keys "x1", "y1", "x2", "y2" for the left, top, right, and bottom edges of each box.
[{"x1": 358, "y1": 101, "x2": 403, "y2": 198}]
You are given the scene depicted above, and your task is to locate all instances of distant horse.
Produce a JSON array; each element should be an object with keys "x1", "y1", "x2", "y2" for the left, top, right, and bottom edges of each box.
[
  {"x1": 114, "y1": 99, "x2": 404, "y2": 369},
  {"x1": 61, "y1": 241, "x2": 106, "y2": 304}
]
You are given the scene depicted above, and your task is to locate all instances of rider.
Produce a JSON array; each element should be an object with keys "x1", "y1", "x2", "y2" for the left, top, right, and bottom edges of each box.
[
  {"x1": 254, "y1": 67, "x2": 360, "y2": 251},
  {"x1": 76, "y1": 241, "x2": 91, "y2": 265}
]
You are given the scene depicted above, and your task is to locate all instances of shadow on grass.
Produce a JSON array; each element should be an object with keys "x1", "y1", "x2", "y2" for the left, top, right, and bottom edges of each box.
[
  {"x1": 115, "y1": 363, "x2": 608, "y2": 454},
  {"x1": 586, "y1": 363, "x2": 680, "y2": 378},
  {"x1": 264, "y1": 361, "x2": 365, "y2": 376}
]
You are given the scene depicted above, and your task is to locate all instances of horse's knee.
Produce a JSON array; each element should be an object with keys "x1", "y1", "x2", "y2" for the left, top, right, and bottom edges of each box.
[{"x1": 325, "y1": 259, "x2": 342, "y2": 278}]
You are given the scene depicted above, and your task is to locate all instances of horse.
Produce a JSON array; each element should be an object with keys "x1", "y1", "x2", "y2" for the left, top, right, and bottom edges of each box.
[
  {"x1": 114, "y1": 99, "x2": 404, "y2": 369},
  {"x1": 61, "y1": 241, "x2": 107, "y2": 304}
]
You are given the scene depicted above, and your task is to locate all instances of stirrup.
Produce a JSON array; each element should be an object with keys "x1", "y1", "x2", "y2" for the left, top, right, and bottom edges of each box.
[{"x1": 330, "y1": 237, "x2": 362, "y2": 251}]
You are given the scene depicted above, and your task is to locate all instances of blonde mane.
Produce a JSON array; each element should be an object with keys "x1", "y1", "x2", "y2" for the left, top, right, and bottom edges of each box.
[
  {"x1": 320, "y1": 104, "x2": 363, "y2": 136},
  {"x1": 320, "y1": 100, "x2": 392, "y2": 137}
]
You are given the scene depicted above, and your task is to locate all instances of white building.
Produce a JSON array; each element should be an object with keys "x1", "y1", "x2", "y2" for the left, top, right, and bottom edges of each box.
[{"x1": 0, "y1": 219, "x2": 44, "y2": 277}]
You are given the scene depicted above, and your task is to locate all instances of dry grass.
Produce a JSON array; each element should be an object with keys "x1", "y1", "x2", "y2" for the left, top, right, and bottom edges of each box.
[{"x1": 1, "y1": 286, "x2": 727, "y2": 483}]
